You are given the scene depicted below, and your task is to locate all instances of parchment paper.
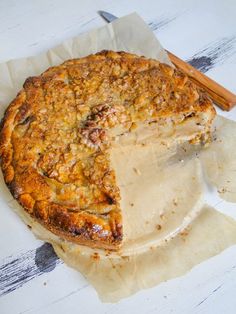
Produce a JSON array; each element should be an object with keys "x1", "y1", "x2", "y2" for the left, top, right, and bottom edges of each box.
[
  {"x1": 200, "y1": 116, "x2": 236, "y2": 202},
  {"x1": 0, "y1": 13, "x2": 171, "y2": 117},
  {"x1": 53, "y1": 205, "x2": 236, "y2": 302},
  {"x1": 0, "y1": 13, "x2": 236, "y2": 303}
]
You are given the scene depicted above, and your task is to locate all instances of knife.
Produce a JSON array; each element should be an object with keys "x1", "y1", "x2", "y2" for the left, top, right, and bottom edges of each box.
[
  {"x1": 98, "y1": 10, "x2": 236, "y2": 111},
  {"x1": 98, "y1": 11, "x2": 117, "y2": 23}
]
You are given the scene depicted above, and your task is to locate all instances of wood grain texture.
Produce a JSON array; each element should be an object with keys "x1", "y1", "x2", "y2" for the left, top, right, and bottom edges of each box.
[
  {"x1": 187, "y1": 37, "x2": 236, "y2": 73},
  {"x1": 0, "y1": 244, "x2": 60, "y2": 296}
]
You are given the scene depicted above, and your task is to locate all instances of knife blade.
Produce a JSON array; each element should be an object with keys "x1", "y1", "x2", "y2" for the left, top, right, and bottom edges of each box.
[
  {"x1": 97, "y1": 10, "x2": 236, "y2": 110},
  {"x1": 98, "y1": 10, "x2": 118, "y2": 23}
]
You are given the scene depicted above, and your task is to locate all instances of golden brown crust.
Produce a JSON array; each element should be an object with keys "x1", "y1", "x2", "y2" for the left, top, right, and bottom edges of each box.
[{"x1": 0, "y1": 50, "x2": 215, "y2": 250}]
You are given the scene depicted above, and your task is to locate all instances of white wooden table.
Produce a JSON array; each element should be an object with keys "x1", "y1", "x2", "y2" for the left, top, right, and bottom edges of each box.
[{"x1": 1, "y1": 1, "x2": 236, "y2": 313}]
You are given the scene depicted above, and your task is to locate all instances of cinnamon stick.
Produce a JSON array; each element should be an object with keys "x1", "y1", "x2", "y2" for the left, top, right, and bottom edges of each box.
[{"x1": 167, "y1": 50, "x2": 236, "y2": 111}]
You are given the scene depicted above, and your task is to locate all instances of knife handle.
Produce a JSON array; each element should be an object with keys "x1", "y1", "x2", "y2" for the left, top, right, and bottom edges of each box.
[{"x1": 167, "y1": 50, "x2": 236, "y2": 111}]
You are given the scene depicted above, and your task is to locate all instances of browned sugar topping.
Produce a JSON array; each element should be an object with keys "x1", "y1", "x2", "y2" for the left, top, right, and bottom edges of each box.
[{"x1": 0, "y1": 51, "x2": 215, "y2": 250}]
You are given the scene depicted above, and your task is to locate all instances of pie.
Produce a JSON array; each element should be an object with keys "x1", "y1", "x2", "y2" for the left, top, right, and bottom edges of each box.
[{"x1": 0, "y1": 51, "x2": 216, "y2": 250}]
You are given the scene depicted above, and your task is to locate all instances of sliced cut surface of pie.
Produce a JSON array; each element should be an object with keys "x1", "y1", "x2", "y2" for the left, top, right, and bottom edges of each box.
[{"x1": 0, "y1": 51, "x2": 216, "y2": 250}]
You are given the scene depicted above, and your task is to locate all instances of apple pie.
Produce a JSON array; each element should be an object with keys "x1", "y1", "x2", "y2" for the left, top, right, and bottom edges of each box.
[{"x1": 0, "y1": 51, "x2": 216, "y2": 250}]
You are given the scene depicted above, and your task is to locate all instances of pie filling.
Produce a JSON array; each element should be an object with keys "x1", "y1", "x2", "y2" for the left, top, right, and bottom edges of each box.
[{"x1": 113, "y1": 109, "x2": 214, "y2": 146}]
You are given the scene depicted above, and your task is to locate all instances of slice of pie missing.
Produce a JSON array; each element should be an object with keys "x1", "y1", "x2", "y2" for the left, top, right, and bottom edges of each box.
[{"x1": 0, "y1": 51, "x2": 216, "y2": 250}]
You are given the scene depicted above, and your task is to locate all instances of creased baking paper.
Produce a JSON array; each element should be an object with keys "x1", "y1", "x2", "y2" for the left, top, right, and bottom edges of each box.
[
  {"x1": 53, "y1": 205, "x2": 236, "y2": 302},
  {"x1": 200, "y1": 116, "x2": 236, "y2": 202},
  {"x1": 0, "y1": 13, "x2": 236, "y2": 303},
  {"x1": 0, "y1": 13, "x2": 171, "y2": 117}
]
